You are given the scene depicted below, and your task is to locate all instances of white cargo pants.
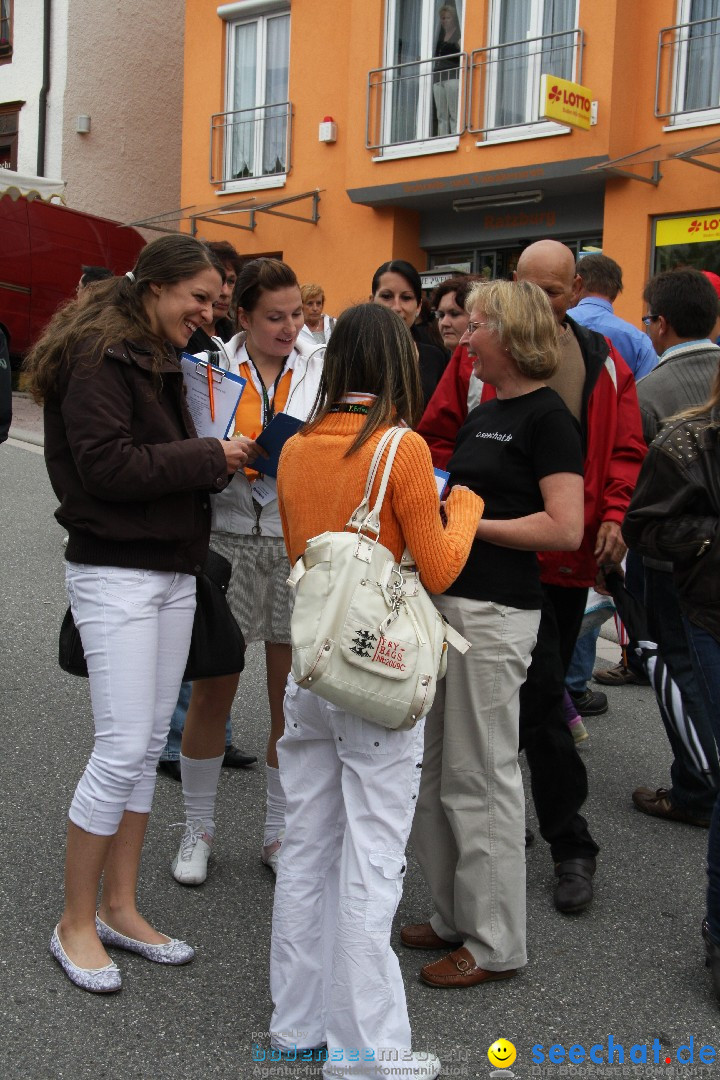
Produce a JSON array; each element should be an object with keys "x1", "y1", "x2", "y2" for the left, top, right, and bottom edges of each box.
[{"x1": 270, "y1": 678, "x2": 425, "y2": 1079}]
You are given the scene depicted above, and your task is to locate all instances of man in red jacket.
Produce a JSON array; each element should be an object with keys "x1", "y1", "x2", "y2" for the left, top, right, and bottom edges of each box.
[{"x1": 419, "y1": 240, "x2": 646, "y2": 913}]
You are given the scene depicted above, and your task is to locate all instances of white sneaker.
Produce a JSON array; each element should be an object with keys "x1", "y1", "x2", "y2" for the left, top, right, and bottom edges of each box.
[
  {"x1": 261, "y1": 828, "x2": 285, "y2": 874},
  {"x1": 171, "y1": 821, "x2": 213, "y2": 885},
  {"x1": 324, "y1": 1052, "x2": 440, "y2": 1079}
]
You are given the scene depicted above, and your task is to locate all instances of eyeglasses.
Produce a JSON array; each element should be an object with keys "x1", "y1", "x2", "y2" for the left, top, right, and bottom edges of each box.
[
  {"x1": 466, "y1": 321, "x2": 489, "y2": 334},
  {"x1": 641, "y1": 314, "x2": 660, "y2": 326}
]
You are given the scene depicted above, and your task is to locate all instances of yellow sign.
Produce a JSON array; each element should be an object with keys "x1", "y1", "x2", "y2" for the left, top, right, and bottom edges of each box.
[
  {"x1": 540, "y1": 74, "x2": 593, "y2": 130},
  {"x1": 656, "y1": 212, "x2": 720, "y2": 246}
]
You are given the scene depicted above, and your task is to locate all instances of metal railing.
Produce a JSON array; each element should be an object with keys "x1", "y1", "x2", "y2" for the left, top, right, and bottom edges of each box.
[
  {"x1": 655, "y1": 16, "x2": 720, "y2": 121},
  {"x1": 366, "y1": 53, "x2": 468, "y2": 151},
  {"x1": 468, "y1": 27, "x2": 584, "y2": 138},
  {"x1": 210, "y1": 101, "x2": 292, "y2": 186}
]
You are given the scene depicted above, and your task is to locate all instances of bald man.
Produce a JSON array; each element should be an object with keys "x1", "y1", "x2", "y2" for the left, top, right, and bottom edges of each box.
[{"x1": 509, "y1": 240, "x2": 645, "y2": 911}]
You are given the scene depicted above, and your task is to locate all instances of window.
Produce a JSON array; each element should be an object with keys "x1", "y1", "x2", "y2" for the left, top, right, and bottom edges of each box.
[
  {"x1": 664, "y1": 0, "x2": 720, "y2": 125},
  {"x1": 368, "y1": 0, "x2": 465, "y2": 151},
  {"x1": 481, "y1": 0, "x2": 579, "y2": 139},
  {"x1": 0, "y1": 103, "x2": 20, "y2": 169},
  {"x1": 213, "y1": 4, "x2": 290, "y2": 189},
  {"x1": 0, "y1": 0, "x2": 12, "y2": 61}
]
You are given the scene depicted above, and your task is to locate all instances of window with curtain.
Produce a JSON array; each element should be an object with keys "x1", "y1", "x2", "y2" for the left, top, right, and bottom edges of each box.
[
  {"x1": 227, "y1": 9, "x2": 290, "y2": 181},
  {"x1": 489, "y1": 0, "x2": 577, "y2": 130},
  {"x1": 384, "y1": 0, "x2": 464, "y2": 145},
  {"x1": 676, "y1": 0, "x2": 720, "y2": 116},
  {"x1": 0, "y1": 0, "x2": 12, "y2": 59}
]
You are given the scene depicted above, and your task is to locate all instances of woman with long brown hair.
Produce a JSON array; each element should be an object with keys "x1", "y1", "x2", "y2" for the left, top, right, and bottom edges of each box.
[
  {"x1": 25, "y1": 234, "x2": 247, "y2": 993},
  {"x1": 269, "y1": 302, "x2": 482, "y2": 1079}
]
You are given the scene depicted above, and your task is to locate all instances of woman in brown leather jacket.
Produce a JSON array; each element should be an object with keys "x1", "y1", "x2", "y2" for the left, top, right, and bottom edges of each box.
[
  {"x1": 623, "y1": 363, "x2": 720, "y2": 1002},
  {"x1": 25, "y1": 235, "x2": 247, "y2": 994}
]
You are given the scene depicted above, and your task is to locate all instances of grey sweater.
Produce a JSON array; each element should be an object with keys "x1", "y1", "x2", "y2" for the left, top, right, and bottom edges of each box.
[{"x1": 636, "y1": 341, "x2": 720, "y2": 446}]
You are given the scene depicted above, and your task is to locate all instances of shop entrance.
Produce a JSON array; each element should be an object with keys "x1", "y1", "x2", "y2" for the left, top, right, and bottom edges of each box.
[{"x1": 427, "y1": 236, "x2": 603, "y2": 280}]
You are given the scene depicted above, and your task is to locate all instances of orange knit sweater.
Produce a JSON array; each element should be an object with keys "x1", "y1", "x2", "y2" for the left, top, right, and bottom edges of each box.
[{"x1": 277, "y1": 413, "x2": 483, "y2": 595}]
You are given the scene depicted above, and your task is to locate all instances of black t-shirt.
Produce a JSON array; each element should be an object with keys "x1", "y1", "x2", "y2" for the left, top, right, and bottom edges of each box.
[{"x1": 445, "y1": 387, "x2": 583, "y2": 608}]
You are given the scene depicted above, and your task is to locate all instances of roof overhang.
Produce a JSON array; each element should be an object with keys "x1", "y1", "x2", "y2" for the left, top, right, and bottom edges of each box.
[
  {"x1": 127, "y1": 189, "x2": 322, "y2": 234},
  {"x1": 346, "y1": 155, "x2": 610, "y2": 211},
  {"x1": 583, "y1": 136, "x2": 720, "y2": 185}
]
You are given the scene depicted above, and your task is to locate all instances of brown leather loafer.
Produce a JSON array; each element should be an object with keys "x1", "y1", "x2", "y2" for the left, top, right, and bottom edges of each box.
[
  {"x1": 420, "y1": 947, "x2": 516, "y2": 988},
  {"x1": 400, "y1": 922, "x2": 462, "y2": 950},
  {"x1": 632, "y1": 787, "x2": 711, "y2": 828}
]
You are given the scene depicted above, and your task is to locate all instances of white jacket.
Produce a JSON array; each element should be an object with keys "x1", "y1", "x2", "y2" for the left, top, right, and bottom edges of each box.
[
  {"x1": 195, "y1": 334, "x2": 325, "y2": 537},
  {"x1": 297, "y1": 314, "x2": 335, "y2": 350}
]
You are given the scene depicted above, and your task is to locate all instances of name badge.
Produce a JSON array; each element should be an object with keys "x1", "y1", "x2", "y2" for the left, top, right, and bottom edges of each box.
[{"x1": 251, "y1": 477, "x2": 277, "y2": 507}]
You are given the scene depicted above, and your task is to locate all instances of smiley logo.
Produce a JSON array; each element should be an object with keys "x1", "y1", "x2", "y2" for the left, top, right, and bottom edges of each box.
[{"x1": 488, "y1": 1039, "x2": 517, "y2": 1069}]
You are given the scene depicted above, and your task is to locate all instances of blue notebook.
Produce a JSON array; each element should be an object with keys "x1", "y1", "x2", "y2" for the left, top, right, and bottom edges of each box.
[{"x1": 254, "y1": 413, "x2": 304, "y2": 478}]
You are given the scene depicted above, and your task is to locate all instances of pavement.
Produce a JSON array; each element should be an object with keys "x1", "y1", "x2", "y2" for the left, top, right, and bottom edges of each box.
[{"x1": 2, "y1": 408, "x2": 719, "y2": 1080}]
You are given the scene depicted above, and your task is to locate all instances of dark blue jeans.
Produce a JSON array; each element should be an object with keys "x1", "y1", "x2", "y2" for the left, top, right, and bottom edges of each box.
[
  {"x1": 645, "y1": 567, "x2": 720, "y2": 815},
  {"x1": 159, "y1": 681, "x2": 233, "y2": 761},
  {"x1": 684, "y1": 619, "x2": 720, "y2": 940}
]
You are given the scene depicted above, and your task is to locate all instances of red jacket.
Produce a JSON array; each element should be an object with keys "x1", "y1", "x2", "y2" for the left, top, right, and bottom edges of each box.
[
  {"x1": 417, "y1": 318, "x2": 646, "y2": 588},
  {"x1": 416, "y1": 344, "x2": 477, "y2": 469}
]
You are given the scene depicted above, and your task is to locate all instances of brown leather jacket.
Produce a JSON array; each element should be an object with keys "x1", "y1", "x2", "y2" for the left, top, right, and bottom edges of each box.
[
  {"x1": 44, "y1": 337, "x2": 229, "y2": 575},
  {"x1": 622, "y1": 407, "x2": 720, "y2": 641}
]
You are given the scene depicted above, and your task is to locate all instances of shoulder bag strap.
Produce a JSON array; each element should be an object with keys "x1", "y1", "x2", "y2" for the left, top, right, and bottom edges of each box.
[
  {"x1": 361, "y1": 427, "x2": 409, "y2": 535},
  {"x1": 346, "y1": 427, "x2": 400, "y2": 534}
]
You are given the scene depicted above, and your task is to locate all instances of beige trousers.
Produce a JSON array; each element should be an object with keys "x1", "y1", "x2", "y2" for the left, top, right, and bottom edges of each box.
[{"x1": 412, "y1": 594, "x2": 540, "y2": 970}]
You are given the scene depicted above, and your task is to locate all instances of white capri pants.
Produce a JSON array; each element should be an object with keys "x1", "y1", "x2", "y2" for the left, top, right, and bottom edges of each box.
[
  {"x1": 65, "y1": 562, "x2": 196, "y2": 836},
  {"x1": 270, "y1": 678, "x2": 425, "y2": 1079}
]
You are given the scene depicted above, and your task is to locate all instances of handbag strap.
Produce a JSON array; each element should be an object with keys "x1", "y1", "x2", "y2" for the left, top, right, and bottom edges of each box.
[{"x1": 346, "y1": 427, "x2": 406, "y2": 536}]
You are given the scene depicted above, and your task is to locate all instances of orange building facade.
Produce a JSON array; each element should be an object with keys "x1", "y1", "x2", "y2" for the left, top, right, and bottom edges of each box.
[{"x1": 178, "y1": 0, "x2": 720, "y2": 324}]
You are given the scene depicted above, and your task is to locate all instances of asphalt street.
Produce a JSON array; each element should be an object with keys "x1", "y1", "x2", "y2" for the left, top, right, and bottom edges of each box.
[{"x1": 2, "y1": 428, "x2": 719, "y2": 1080}]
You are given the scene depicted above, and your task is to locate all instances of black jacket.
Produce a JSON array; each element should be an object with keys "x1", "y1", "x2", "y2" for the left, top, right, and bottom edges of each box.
[
  {"x1": 44, "y1": 337, "x2": 229, "y2": 575},
  {"x1": 622, "y1": 407, "x2": 720, "y2": 641}
]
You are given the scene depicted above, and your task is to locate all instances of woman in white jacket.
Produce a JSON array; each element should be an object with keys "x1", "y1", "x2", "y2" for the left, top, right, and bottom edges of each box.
[{"x1": 171, "y1": 258, "x2": 325, "y2": 884}]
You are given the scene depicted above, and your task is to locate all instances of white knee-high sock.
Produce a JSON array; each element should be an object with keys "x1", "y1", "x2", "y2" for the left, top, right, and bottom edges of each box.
[
  {"x1": 264, "y1": 764, "x2": 286, "y2": 847},
  {"x1": 180, "y1": 753, "x2": 224, "y2": 835}
]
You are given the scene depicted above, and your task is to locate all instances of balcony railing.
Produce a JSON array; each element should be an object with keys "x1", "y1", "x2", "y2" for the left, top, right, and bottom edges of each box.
[
  {"x1": 210, "y1": 101, "x2": 292, "y2": 186},
  {"x1": 366, "y1": 53, "x2": 468, "y2": 152},
  {"x1": 655, "y1": 16, "x2": 720, "y2": 121},
  {"x1": 468, "y1": 27, "x2": 584, "y2": 138}
]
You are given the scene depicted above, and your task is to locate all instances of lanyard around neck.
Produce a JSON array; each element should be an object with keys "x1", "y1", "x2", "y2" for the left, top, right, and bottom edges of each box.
[{"x1": 247, "y1": 352, "x2": 288, "y2": 429}]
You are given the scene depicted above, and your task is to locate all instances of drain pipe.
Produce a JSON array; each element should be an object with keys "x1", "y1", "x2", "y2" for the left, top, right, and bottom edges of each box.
[{"x1": 36, "y1": 0, "x2": 52, "y2": 176}]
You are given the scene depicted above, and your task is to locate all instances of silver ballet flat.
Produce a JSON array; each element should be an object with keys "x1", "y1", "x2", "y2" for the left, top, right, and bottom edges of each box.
[
  {"x1": 49, "y1": 926, "x2": 122, "y2": 993},
  {"x1": 95, "y1": 915, "x2": 195, "y2": 965}
]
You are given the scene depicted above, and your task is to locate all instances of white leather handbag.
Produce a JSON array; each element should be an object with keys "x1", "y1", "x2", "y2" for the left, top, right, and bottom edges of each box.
[{"x1": 287, "y1": 427, "x2": 471, "y2": 730}]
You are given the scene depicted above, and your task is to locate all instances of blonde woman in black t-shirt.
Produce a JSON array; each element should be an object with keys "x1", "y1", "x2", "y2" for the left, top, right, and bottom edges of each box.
[{"x1": 404, "y1": 280, "x2": 585, "y2": 988}]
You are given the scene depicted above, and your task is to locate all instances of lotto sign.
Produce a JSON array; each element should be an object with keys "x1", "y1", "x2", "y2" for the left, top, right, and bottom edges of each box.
[
  {"x1": 656, "y1": 212, "x2": 720, "y2": 246},
  {"x1": 540, "y1": 74, "x2": 593, "y2": 130}
]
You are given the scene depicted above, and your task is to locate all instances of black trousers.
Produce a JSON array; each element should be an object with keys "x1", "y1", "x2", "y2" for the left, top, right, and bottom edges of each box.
[{"x1": 519, "y1": 584, "x2": 600, "y2": 863}]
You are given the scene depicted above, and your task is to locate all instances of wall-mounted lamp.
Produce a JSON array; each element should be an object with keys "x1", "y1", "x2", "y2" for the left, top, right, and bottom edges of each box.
[
  {"x1": 76, "y1": 115, "x2": 91, "y2": 134},
  {"x1": 453, "y1": 189, "x2": 544, "y2": 212}
]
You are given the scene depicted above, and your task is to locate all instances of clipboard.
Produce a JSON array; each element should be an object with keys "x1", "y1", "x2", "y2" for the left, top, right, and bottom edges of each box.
[{"x1": 181, "y1": 353, "x2": 246, "y2": 439}]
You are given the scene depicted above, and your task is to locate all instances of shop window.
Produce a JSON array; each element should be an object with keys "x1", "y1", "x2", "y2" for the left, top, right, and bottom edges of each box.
[
  {"x1": 661, "y1": 0, "x2": 720, "y2": 126},
  {"x1": 369, "y1": 0, "x2": 465, "y2": 152},
  {"x1": 476, "y1": 0, "x2": 579, "y2": 141},
  {"x1": 653, "y1": 211, "x2": 720, "y2": 274},
  {"x1": 211, "y1": 3, "x2": 290, "y2": 190},
  {"x1": 0, "y1": 0, "x2": 12, "y2": 61},
  {"x1": 0, "y1": 103, "x2": 20, "y2": 169}
]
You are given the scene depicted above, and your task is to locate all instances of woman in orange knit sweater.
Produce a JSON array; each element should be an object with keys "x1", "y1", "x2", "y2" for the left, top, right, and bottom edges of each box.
[{"x1": 270, "y1": 303, "x2": 482, "y2": 1080}]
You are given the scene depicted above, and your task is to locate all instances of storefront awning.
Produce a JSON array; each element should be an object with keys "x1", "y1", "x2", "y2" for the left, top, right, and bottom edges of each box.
[
  {"x1": 583, "y1": 136, "x2": 720, "y2": 184},
  {"x1": 127, "y1": 189, "x2": 322, "y2": 234},
  {"x1": 0, "y1": 167, "x2": 66, "y2": 202}
]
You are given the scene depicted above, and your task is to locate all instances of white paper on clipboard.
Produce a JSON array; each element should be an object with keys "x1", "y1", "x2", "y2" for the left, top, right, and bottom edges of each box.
[{"x1": 180, "y1": 354, "x2": 246, "y2": 439}]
